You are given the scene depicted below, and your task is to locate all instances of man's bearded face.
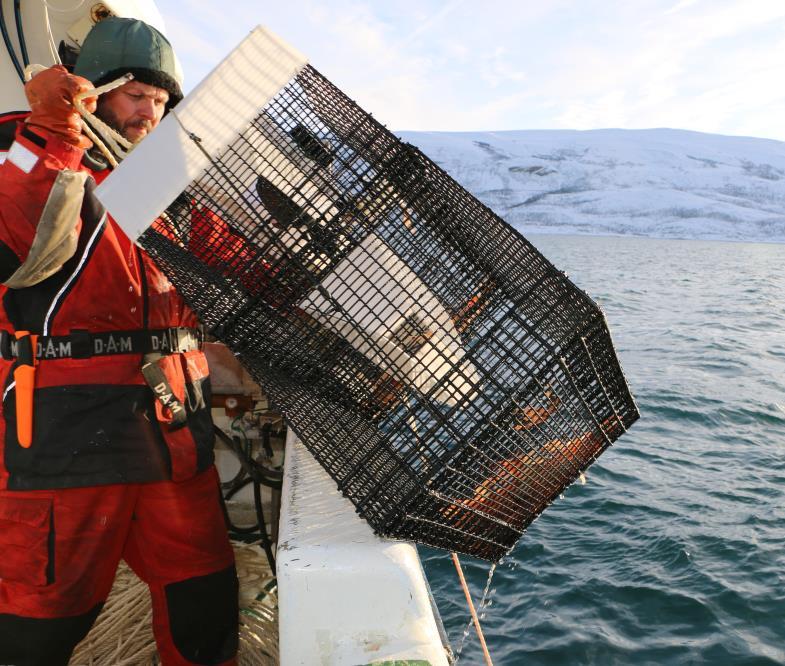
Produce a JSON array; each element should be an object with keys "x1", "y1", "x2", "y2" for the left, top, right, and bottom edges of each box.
[{"x1": 96, "y1": 80, "x2": 169, "y2": 143}]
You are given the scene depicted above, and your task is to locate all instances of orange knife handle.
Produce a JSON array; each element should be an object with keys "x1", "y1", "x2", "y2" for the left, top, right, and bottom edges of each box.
[
  {"x1": 13, "y1": 332, "x2": 38, "y2": 448},
  {"x1": 14, "y1": 365, "x2": 35, "y2": 448}
]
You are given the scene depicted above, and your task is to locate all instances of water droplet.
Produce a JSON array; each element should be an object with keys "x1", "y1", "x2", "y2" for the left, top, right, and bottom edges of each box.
[{"x1": 128, "y1": 285, "x2": 134, "y2": 292}]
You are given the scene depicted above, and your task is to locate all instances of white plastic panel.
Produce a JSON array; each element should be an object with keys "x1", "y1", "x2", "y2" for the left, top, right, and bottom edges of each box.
[
  {"x1": 95, "y1": 26, "x2": 307, "y2": 240},
  {"x1": 278, "y1": 432, "x2": 449, "y2": 666},
  {"x1": 299, "y1": 232, "x2": 480, "y2": 406}
]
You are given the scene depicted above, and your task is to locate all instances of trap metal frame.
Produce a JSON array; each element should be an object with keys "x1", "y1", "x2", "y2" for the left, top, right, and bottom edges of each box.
[{"x1": 101, "y1": 29, "x2": 639, "y2": 562}]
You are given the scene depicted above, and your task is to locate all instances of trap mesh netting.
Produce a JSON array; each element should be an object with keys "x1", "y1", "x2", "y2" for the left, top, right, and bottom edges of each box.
[{"x1": 103, "y1": 29, "x2": 639, "y2": 561}]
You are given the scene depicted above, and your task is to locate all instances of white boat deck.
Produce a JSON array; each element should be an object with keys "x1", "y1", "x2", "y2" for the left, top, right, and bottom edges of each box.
[{"x1": 277, "y1": 432, "x2": 450, "y2": 666}]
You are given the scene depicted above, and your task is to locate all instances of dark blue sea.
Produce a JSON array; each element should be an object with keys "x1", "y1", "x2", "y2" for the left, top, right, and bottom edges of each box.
[{"x1": 421, "y1": 234, "x2": 785, "y2": 665}]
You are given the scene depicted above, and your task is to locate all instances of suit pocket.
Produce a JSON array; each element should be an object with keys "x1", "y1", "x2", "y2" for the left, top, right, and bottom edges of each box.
[{"x1": 0, "y1": 494, "x2": 53, "y2": 586}]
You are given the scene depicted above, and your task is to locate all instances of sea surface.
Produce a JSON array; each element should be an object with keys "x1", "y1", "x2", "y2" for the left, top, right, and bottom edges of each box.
[{"x1": 421, "y1": 234, "x2": 785, "y2": 666}]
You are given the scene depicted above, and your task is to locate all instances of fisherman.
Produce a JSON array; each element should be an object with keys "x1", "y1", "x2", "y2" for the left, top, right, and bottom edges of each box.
[{"x1": 0, "y1": 17, "x2": 238, "y2": 666}]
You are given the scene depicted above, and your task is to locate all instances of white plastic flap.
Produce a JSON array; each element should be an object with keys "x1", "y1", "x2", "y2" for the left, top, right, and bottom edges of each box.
[{"x1": 95, "y1": 26, "x2": 307, "y2": 240}]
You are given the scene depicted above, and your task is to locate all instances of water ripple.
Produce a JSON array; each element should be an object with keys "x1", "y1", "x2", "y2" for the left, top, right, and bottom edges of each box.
[{"x1": 422, "y1": 236, "x2": 785, "y2": 665}]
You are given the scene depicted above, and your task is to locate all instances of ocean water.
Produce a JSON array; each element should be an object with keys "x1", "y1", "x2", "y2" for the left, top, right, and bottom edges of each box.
[{"x1": 421, "y1": 234, "x2": 785, "y2": 666}]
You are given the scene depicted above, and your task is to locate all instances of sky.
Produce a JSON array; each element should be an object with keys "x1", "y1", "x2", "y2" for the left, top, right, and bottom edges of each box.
[{"x1": 152, "y1": 0, "x2": 785, "y2": 141}]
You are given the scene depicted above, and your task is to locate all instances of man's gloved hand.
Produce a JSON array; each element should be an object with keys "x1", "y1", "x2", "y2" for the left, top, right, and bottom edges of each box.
[{"x1": 24, "y1": 65, "x2": 97, "y2": 149}]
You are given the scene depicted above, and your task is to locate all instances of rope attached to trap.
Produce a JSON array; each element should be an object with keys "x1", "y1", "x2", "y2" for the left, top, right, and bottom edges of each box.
[
  {"x1": 73, "y1": 73, "x2": 134, "y2": 167},
  {"x1": 24, "y1": 64, "x2": 134, "y2": 168},
  {"x1": 452, "y1": 552, "x2": 494, "y2": 666}
]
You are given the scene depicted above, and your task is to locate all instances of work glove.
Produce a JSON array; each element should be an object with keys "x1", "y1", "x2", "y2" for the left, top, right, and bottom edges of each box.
[{"x1": 24, "y1": 65, "x2": 97, "y2": 149}]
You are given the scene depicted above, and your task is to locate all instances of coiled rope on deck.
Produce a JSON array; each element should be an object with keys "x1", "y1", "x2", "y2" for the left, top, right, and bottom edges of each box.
[{"x1": 69, "y1": 541, "x2": 278, "y2": 666}]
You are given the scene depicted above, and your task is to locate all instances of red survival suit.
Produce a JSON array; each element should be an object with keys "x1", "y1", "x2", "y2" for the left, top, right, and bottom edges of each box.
[{"x1": 0, "y1": 113, "x2": 238, "y2": 665}]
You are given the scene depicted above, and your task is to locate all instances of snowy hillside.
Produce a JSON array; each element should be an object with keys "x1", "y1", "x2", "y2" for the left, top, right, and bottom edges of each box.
[{"x1": 398, "y1": 129, "x2": 785, "y2": 243}]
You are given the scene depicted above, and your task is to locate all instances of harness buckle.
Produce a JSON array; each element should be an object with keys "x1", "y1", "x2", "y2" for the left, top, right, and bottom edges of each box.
[{"x1": 169, "y1": 327, "x2": 202, "y2": 354}]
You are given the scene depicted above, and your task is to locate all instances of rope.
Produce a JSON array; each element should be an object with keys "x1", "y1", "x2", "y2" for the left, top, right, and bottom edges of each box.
[
  {"x1": 23, "y1": 65, "x2": 134, "y2": 168},
  {"x1": 73, "y1": 73, "x2": 135, "y2": 167},
  {"x1": 451, "y1": 552, "x2": 494, "y2": 666},
  {"x1": 42, "y1": 2, "x2": 61, "y2": 65},
  {"x1": 69, "y1": 541, "x2": 278, "y2": 665}
]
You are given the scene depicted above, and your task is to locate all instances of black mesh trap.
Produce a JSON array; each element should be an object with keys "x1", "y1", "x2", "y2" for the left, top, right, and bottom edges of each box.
[{"x1": 136, "y1": 53, "x2": 639, "y2": 561}]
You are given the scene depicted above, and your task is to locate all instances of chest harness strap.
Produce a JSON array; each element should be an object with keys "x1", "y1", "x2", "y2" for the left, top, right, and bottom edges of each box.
[{"x1": 0, "y1": 327, "x2": 202, "y2": 361}]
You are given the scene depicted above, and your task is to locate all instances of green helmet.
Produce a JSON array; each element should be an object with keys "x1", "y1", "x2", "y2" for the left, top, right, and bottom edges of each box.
[{"x1": 74, "y1": 17, "x2": 183, "y2": 107}]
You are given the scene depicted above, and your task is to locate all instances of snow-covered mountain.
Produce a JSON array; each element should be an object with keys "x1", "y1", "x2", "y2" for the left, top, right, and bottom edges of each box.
[{"x1": 398, "y1": 129, "x2": 785, "y2": 243}]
